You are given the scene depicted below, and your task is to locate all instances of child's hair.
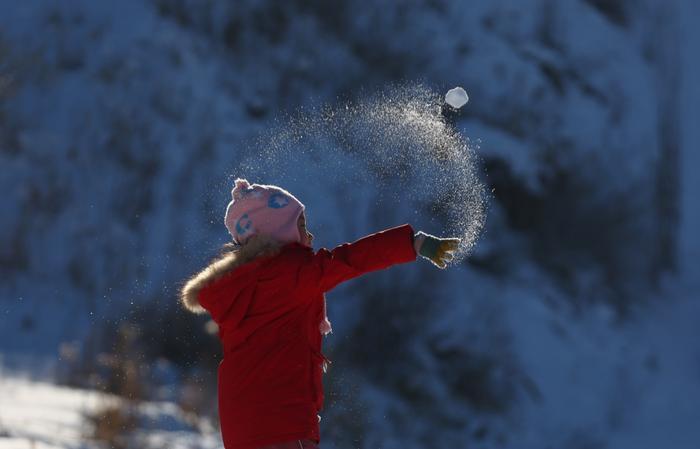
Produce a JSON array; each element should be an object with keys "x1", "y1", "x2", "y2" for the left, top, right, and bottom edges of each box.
[{"x1": 218, "y1": 241, "x2": 241, "y2": 256}]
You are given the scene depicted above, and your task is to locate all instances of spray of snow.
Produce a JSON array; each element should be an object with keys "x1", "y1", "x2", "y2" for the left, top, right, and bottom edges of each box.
[{"x1": 237, "y1": 84, "x2": 487, "y2": 264}]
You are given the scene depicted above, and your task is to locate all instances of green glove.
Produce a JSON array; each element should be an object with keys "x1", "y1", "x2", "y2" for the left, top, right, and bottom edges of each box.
[{"x1": 413, "y1": 231, "x2": 461, "y2": 269}]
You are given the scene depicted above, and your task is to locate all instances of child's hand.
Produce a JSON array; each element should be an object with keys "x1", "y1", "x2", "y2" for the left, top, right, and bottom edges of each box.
[{"x1": 413, "y1": 231, "x2": 461, "y2": 269}]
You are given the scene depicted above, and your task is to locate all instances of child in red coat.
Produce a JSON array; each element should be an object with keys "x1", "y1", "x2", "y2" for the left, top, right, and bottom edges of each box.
[{"x1": 180, "y1": 179, "x2": 459, "y2": 449}]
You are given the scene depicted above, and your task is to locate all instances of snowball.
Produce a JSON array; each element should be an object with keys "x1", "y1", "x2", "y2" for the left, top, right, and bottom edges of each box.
[{"x1": 445, "y1": 87, "x2": 469, "y2": 109}]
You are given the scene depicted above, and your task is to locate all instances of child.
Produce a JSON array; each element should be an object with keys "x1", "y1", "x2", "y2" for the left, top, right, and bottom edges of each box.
[{"x1": 180, "y1": 179, "x2": 459, "y2": 449}]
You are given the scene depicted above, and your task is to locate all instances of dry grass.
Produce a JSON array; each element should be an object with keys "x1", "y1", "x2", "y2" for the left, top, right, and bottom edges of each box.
[{"x1": 85, "y1": 399, "x2": 137, "y2": 449}]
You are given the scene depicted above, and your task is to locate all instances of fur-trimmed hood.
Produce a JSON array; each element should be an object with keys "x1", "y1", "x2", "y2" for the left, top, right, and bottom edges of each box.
[{"x1": 180, "y1": 235, "x2": 288, "y2": 314}]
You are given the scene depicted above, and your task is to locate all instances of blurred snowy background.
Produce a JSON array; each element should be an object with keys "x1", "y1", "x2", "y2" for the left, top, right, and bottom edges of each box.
[{"x1": 1, "y1": 0, "x2": 698, "y2": 448}]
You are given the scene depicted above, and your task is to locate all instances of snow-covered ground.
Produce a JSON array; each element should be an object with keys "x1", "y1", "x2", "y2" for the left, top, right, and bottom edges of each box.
[
  {"x1": 0, "y1": 377, "x2": 101, "y2": 449},
  {"x1": 0, "y1": 374, "x2": 222, "y2": 449}
]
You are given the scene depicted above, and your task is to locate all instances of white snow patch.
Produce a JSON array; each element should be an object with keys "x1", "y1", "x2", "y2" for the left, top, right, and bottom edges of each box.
[{"x1": 0, "y1": 375, "x2": 223, "y2": 449}]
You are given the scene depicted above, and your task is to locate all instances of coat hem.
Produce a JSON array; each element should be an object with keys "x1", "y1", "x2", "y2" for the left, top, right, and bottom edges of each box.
[{"x1": 225, "y1": 429, "x2": 320, "y2": 449}]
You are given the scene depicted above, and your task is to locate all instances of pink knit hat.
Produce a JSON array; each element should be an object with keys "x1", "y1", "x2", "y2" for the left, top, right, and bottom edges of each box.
[{"x1": 224, "y1": 179, "x2": 306, "y2": 245}]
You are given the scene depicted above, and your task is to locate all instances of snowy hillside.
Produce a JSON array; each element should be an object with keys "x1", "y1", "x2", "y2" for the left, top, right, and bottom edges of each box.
[{"x1": 1, "y1": 0, "x2": 698, "y2": 448}]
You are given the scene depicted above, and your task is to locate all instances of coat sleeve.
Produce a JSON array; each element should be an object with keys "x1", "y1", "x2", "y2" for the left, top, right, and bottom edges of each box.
[{"x1": 310, "y1": 223, "x2": 418, "y2": 293}]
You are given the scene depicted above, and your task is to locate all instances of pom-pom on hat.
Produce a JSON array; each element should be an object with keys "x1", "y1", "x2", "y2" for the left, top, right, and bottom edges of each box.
[{"x1": 224, "y1": 179, "x2": 306, "y2": 245}]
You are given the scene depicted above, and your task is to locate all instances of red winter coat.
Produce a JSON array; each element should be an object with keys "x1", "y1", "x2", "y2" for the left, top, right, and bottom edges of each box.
[{"x1": 181, "y1": 224, "x2": 417, "y2": 449}]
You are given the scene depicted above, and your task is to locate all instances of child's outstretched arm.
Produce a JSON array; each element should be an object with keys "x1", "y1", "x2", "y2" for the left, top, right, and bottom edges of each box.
[{"x1": 309, "y1": 224, "x2": 461, "y2": 292}]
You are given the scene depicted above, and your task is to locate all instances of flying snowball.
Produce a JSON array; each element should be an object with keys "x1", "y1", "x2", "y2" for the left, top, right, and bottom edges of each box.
[{"x1": 445, "y1": 87, "x2": 469, "y2": 109}]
